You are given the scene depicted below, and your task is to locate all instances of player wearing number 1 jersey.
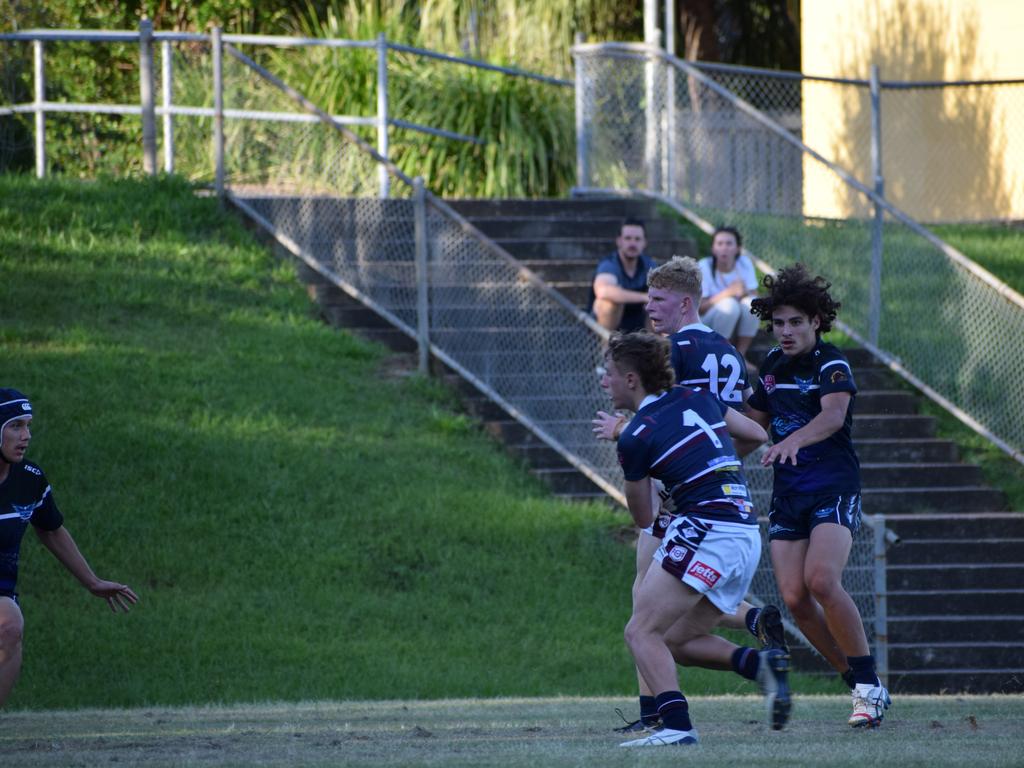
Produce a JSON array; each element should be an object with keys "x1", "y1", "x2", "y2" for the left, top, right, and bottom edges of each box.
[{"x1": 593, "y1": 258, "x2": 790, "y2": 734}]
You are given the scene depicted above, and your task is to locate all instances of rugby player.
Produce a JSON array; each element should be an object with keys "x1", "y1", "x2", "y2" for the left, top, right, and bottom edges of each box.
[
  {"x1": 747, "y1": 265, "x2": 891, "y2": 727},
  {"x1": 0, "y1": 389, "x2": 137, "y2": 708}
]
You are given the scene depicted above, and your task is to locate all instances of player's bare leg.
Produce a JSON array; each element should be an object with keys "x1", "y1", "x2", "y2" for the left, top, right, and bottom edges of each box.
[
  {"x1": 771, "y1": 539, "x2": 849, "y2": 674},
  {"x1": 804, "y1": 524, "x2": 869, "y2": 656},
  {"x1": 0, "y1": 597, "x2": 25, "y2": 708}
]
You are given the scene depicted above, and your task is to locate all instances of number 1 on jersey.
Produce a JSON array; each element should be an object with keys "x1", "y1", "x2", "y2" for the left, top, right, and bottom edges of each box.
[{"x1": 683, "y1": 409, "x2": 723, "y2": 448}]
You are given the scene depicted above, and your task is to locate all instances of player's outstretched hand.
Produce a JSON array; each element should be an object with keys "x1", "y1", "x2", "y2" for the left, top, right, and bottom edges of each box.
[
  {"x1": 90, "y1": 581, "x2": 139, "y2": 613},
  {"x1": 592, "y1": 411, "x2": 626, "y2": 441},
  {"x1": 761, "y1": 439, "x2": 800, "y2": 467}
]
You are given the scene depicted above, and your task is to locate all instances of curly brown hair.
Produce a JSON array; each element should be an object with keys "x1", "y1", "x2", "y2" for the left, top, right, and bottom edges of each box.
[
  {"x1": 750, "y1": 263, "x2": 840, "y2": 335},
  {"x1": 607, "y1": 331, "x2": 675, "y2": 394}
]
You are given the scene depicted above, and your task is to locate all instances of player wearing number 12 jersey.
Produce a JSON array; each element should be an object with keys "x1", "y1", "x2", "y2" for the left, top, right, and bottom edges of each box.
[{"x1": 595, "y1": 258, "x2": 790, "y2": 735}]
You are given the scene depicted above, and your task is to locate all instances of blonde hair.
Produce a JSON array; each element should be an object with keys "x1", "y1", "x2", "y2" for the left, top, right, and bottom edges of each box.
[{"x1": 647, "y1": 255, "x2": 702, "y2": 298}]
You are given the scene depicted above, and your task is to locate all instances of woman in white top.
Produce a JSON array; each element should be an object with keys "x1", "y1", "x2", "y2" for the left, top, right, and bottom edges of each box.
[{"x1": 698, "y1": 226, "x2": 759, "y2": 370}]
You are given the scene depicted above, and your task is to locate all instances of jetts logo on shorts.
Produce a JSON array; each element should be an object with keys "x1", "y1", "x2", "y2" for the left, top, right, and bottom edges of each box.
[
  {"x1": 762, "y1": 375, "x2": 776, "y2": 394},
  {"x1": 687, "y1": 560, "x2": 721, "y2": 587}
]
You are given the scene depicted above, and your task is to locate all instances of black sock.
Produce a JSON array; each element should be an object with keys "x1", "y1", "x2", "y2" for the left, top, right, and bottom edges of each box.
[
  {"x1": 730, "y1": 646, "x2": 760, "y2": 681},
  {"x1": 847, "y1": 655, "x2": 879, "y2": 687},
  {"x1": 656, "y1": 690, "x2": 692, "y2": 732},
  {"x1": 841, "y1": 668, "x2": 856, "y2": 690},
  {"x1": 639, "y1": 695, "x2": 659, "y2": 725},
  {"x1": 744, "y1": 607, "x2": 761, "y2": 637}
]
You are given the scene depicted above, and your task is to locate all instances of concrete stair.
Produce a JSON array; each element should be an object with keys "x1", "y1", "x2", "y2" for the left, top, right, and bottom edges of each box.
[{"x1": 266, "y1": 194, "x2": 1022, "y2": 695}]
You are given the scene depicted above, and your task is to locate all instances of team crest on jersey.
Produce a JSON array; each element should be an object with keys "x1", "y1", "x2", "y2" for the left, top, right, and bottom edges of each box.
[
  {"x1": 763, "y1": 375, "x2": 776, "y2": 393},
  {"x1": 687, "y1": 561, "x2": 721, "y2": 587},
  {"x1": 795, "y1": 376, "x2": 814, "y2": 394},
  {"x1": 830, "y1": 369, "x2": 848, "y2": 384},
  {"x1": 668, "y1": 546, "x2": 687, "y2": 563},
  {"x1": 12, "y1": 503, "x2": 35, "y2": 522}
]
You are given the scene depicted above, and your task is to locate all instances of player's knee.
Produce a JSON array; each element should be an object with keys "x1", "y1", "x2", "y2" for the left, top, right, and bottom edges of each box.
[
  {"x1": 805, "y1": 570, "x2": 842, "y2": 604},
  {"x1": 779, "y1": 587, "x2": 813, "y2": 619},
  {"x1": 0, "y1": 617, "x2": 23, "y2": 656},
  {"x1": 623, "y1": 615, "x2": 647, "y2": 652}
]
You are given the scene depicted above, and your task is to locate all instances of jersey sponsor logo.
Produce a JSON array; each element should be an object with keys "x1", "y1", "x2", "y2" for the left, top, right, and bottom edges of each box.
[
  {"x1": 12, "y1": 503, "x2": 35, "y2": 522},
  {"x1": 769, "y1": 523, "x2": 795, "y2": 536},
  {"x1": 21, "y1": 403, "x2": 30, "y2": 411},
  {"x1": 687, "y1": 560, "x2": 721, "y2": 587},
  {"x1": 705, "y1": 455, "x2": 734, "y2": 470},
  {"x1": 24, "y1": 465, "x2": 41, "y2": 476},
  {"x1": 720, "y1": 483, "x2": 747, "y2": 497},
  {"x1": 830, "y1": 369, "x2": 849, "y2": 384},
  {"x1": 763, "y1": 375, "x2": 776, "y2": 393},
  {"x1": 795, "y1": 376, "x2": 815, "y2": 394}
]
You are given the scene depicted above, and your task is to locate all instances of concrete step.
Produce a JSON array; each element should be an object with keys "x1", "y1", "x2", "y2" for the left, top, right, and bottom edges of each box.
[
  {"x1": 887, "y1": 615, "x2": 1024, "y2": 643},
  {"x1": 520, "y1": 259, "x2": 600, "y2": 284},
  {"x1": 887, "y1": 669, "x2": 1024, "y2": 694},
  {"x1": 862, "y1": 486, "x2": 1007, "y2": 514},
  {"x1": 887, "y1": 563, "x2": 1023, "y2": 590},
  {"x1": 851, "y1": 415, "x2": 936, "y2": 439},
  {"x1": 849, "y1": 368, "x2": 902, "y2": 390},
  {"x1": 852, "y1": 391, "x2": 919, "y2": 415},
  {"x1": 466, "y1": 216, "x2": 686, "y2": 240},
  {"x1": 888, "y1": 642, "x2": 1024, "y2": 671},
  {"x1": 888, "y1": 590, "x2": 1024, "y2": 615},
  {"x1": 447, "y1": 197, "x2": 660, "y2": 219},
  {"x1": 885, "y1": 514, "x2": 1024, "y2": 539},
  {"x1": 531, "y1": 467, "x2": 606, "y2": 495},
  {"x1": 494, "y1": 238, "x2": 698, "y2": 262},
  {"x1": 888, "y1": 539, "x2": 1024, "y2": 565},
  {"x1": 853, "y1": 438, "x2": 959, "y2": 463},
  {"x1": 860, "y1": 463, "x2": 983, "y2": 488}
]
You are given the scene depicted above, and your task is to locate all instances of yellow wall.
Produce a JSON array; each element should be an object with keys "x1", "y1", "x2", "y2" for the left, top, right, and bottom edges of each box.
[{"x1": 801, "y1": 0, "x2": 1024, "y2": 220}]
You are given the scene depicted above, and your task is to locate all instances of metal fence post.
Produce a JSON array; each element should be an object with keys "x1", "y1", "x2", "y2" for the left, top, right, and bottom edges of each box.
[
  {"x1": 139, "y1": 19, "x2": 157, "y2": 175},
  {"x1": 162, "y1": 40, "x2": 174, "y2": 174},
  {"x1": 869, "y1": 64, "x2": 884, "y2": 347},
  {"x1": 413, "y1": 177, "x2": 430, "y2": 374},
  {"x1": 33, "y1": 38, "x2": 45, "y2": 178},
  {"x1": 872, "y1": 514, "x2": 889, "y2": 684},
  {"x1": 376, "y1": 32, "x2": 390, "y2": 198},
  {"x1": 573, "y1": 33, "x2": 590, "y2": 189},
  {"x1": 664, "y1": 0, "x2": 676, "y2": 199},
  {"x1": 643, "y1": 7, "x2": 662, "y2": 192},
  {"x1": 212, "y1": 26, "x2": 224, "y2": 201}
]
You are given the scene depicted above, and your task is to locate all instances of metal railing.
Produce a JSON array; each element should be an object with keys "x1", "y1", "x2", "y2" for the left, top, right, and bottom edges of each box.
[
  {"x1": 573, "y1": 42, "x2": 1024, "y2": 471},
  {"x1": 0, "y1": 24, "x2": 570, "y2": 193}
]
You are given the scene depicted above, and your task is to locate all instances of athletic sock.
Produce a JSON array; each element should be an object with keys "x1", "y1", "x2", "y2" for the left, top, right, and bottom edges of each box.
[
  {"x1": 744, "y1": 606, "x2": 762, "y2": 638},
  {"x1": 847, "y1": 655, "x2": 880, "y2": 687},
  {"x1": 655, "y1": 690, "x2": 692, "y2": 732},
  {"x1": 730, "y1": 646, "x2": 760, "y2": 681},
  {"x1": 841, "y1": 668, "x2": 856, "y2": 690},
  {"x1": 639, "y1": 695, "x2": 659, "y2": 726}
]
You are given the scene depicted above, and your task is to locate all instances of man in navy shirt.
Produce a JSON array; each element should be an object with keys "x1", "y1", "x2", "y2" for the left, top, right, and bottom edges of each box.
[
  {"x1": 0, "y1": 389, "x2": 137, "y2": 708},
  {"x1": 600, "y1": 333, "x2": 785, "y2": 747},
  {"x1": 747, "y1": 265, "x2": 891, "y2": 728},
  {"x1": 593, "y1": 257, "x2": 789, "y2": 733},
  {"x1": 590, "y1": 218, "x2": 657, "y2": 332}
]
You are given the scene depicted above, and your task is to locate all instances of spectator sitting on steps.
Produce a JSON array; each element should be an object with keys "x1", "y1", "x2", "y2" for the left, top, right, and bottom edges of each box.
[
  {"x1": 698, "y1": 226, "x2": 760, "y2": 374},
  {"x1": 591, "y1": 218, "x2": 657, "y2": 332}
]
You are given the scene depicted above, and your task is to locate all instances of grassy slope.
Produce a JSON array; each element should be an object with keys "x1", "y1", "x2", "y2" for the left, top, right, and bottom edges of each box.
[{"x1": 0, "y1": 176, "x2": 841, "y2": 710}]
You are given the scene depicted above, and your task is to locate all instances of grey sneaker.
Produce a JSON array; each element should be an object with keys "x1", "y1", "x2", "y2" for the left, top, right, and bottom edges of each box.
[
  {"x1": 619, "y1": 727, "x2": 698, "y2": 747},
  {"x1": 757, "y1": 648, "x2": 792, "y2": 731}
]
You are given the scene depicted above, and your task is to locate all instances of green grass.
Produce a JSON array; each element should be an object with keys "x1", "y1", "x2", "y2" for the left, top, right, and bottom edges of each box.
[
  {"x1": 933, "y1": 222, "x2": 1024, "y2": 295},
  {"x1": 0, "y1": 175, "x2": 845, "y2": 710},
  {"x1": 2, "y1": 696, "x2": 1022, "y2": 767}
]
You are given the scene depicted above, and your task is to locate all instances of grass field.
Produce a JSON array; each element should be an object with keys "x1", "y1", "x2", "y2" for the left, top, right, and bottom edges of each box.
[
  {"x1": 1, "y1": 175, "x2": 851, "y2": 711},
  {"x1": 2, "y1": 695, "x2": 1023, "y2": 767}
]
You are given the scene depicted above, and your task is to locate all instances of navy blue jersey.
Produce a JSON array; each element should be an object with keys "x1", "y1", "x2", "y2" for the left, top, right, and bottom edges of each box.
[
  {"x1": 748, "y1": 341, "x2": 860, "y2": 495},
  {"x1": 592, "y1": 252, "x2": 657, "y2": 331},
  {"x1": 617, "y1": 386, "x2": 755, "y2": 526},
  {"x1": 668, "y1": 322, "x2": 750, "y2": 408},
  {"x1": 0, "y1": 461, "x2": 63, "y2": 596}
]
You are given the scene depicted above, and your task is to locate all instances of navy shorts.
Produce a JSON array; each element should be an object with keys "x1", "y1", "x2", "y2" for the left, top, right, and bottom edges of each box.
[{"x1": 767, "y1": 493, "x2": 862, "y2": 541}]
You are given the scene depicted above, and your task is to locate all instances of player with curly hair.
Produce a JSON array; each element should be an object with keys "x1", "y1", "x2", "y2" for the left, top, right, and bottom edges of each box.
[{"x1": 747, "y1": 264, "x2": 891, "y2": 728}]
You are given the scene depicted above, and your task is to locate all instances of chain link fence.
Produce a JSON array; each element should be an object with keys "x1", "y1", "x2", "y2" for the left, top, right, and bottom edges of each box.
[{"x1": 574, "y1": 43, "x2": 1024, "y2": 470}]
